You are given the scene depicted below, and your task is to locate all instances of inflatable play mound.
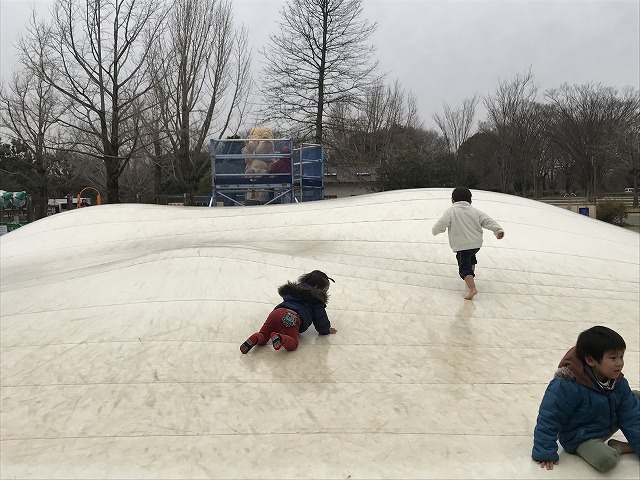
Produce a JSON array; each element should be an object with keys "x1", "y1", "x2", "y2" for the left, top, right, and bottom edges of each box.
[{"x1": 1, "y1": 189, "x2": 638, "y2": 479}]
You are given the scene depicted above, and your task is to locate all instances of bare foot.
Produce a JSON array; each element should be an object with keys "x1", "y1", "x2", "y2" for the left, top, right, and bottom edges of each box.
[
  {"x1": 464, "y1": 288, "x2": 478, "y2": 300},
  {"x1": 608, "y1": 439, "x2": 634, "y2": 454}
]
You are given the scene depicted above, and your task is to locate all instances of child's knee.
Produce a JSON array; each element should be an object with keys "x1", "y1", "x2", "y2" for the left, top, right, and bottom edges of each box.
[
  {"x1": 283, "y1": 336, "x2": 299, "y2": 351},
  {"x1": 592, "y1": 449, "x2": 620, "y2": 472},
  {"x1": 459, "y1": 268, "x2": 474, "y2": 279},
  {"x1": 577, "y1": 439, "x2": 621, "y2": 473}
]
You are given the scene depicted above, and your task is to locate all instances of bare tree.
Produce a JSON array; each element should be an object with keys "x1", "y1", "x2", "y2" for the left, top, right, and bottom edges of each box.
[
  {"x1": 545, "y1": 84, "x2": 639, "y2": 201},
  {"x1": 147, "y1": 0, "x2": 251, "y2": 204},
  {"x1": 259, "y1": 0, "x2": 379, "y2": 144},
  {"x1": 374, "y1": 127, "x2": 450, "y2": 191},
  {"x1": 324, "y1": 79, "x2": 422, "y2": 171},
  {"x1": 617, "y1": 123, "x2": 640, "y2": 207},
  {"x1": 18, "y1": 0, "x2": 164, "y2": 203},
  {"x1": 357, "y1": 79, "x2": 420, "y2": 133},
  {"x1": 118, "y1": 156, "x2": 156, "y2": 202},
  {"x1": 484, "y1": 70, "x2": 543, "y2": 195},
  {"x1": 536, "y1": 134, "x2": 561, "y2": 193},
  {"x1": 0, "y1": 15, "x2": 68, "y2": 219},
  {"x1": 433, "y1": 95, "x2": 479, "y2": 185}
]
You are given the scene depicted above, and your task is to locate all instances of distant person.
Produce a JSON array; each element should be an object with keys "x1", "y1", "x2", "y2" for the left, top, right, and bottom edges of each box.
[
  {"x1": 432, "y1": 187, "x2": 504, "y2": 300},
  {"x1": 215, "y1": 135, "x2": 244, "y2": 174},
  {"x1": 532, "y1": 325, "x2": 640, "y2": 472},
  {"x1": 213, "y1": 135, "x2": 245, "y2": 206},
  {"x1": 267, "y1": 146, "x2": 293, "y2": 174},
  {"x1": 240, "y1": 270, "x2": 336, "y2": 353},
  {"x1": 267, "y1": 146, "x2": 294, "y2": 203}
]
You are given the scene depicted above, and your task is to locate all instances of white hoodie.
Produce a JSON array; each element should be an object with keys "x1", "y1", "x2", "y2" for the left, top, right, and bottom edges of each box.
[{"x1": 432, "y1": 201, "x2": 504, "y2": 252}]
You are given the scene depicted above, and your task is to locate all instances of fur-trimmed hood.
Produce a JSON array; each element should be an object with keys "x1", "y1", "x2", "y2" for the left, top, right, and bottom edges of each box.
[
  {"x1": 277, "y1": 282, "x2": 329, "y2": 305},
  {"x1": 555, "y1": 346, "x2": 623, "y2": 389}
]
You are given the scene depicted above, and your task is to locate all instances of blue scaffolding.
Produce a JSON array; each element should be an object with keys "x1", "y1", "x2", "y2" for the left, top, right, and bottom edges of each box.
[
  {"x1": 295, "y1": 143, "x2": 324, "y2": 202},
  {"x1": 208, "y1": 138, "x2": 324, "y2": 206}
]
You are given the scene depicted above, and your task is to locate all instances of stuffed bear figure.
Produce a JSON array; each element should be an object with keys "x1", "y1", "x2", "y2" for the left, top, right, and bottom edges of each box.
[
  {"x1": 245, "y1": 159, "x2": 269, "y2": 175},
  {"x1": 245, "y1": 158, "x2": 270, "y2": 204},
  {"x1": 242, "y1": 126, "x2": 275, "y2": 173}
]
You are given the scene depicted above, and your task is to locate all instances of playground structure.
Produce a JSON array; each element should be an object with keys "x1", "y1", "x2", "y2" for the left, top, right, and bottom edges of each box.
[
  {"x1": 0, "y1": 191, "x2": 29, "y2": 234},
  {"x1": 48, "y1": 187, "x2": 101, "y2": 215},
  {"x1": 208, "y1": 138, "x2": 324, "y2": 207},
  {"x1": 77, "y1": 187, "x2": 102, "y2": 208},
  {"x1": 0, "y1": 191, "x2": 27, "y2": 210},
  {"x1": 0, "y1": 191, "x2": 28, "y2": 218},
  {"x1": 0, "y1": 187, "x2": 101, "y2": 235},
  {"x1": 47, "y1": 197, "x2": 93, "y2": 215}
]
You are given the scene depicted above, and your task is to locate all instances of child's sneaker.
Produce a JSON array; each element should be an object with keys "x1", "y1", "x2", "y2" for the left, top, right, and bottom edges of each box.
[
  {"x1": 240, "y1": 340, "x2": 254, "y2": 354},
  {"x1": 270, "y1": 333, "x2": 282, "y2": 350}
]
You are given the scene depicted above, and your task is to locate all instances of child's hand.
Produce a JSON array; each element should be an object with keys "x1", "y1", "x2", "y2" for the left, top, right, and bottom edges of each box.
[
  {"x1": 496, "y1": 231, "x2": 504, "y2": 239},
  {"x1": 329, "y1": 327, "x2": 337, "y2": 334},
  {"x1": 536, "y1": 460, "x2": 558, "y2": 470}
]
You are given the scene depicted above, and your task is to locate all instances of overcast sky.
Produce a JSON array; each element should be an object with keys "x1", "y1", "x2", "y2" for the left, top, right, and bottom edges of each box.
[{"x1": 1, "y1": 0, "x2": 638, "y2": 129}]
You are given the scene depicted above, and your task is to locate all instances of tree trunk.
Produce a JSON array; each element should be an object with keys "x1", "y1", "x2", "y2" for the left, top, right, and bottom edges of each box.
[
  {"x1": 35, "y1": 183, "x2": 48, "y2": 220},
  {"x1": 105, "y1": 158, "x2": 121, "y2": 203}
]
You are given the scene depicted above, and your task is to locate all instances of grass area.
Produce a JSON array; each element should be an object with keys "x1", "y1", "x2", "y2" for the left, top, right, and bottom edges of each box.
[{"x1": 622, "y1": 208, "x2": 639, "y2": 232}]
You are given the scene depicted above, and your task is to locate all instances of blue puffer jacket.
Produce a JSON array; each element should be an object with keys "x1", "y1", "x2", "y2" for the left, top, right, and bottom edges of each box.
[
  {"x1": 532, "y1": 347, "x2": 640, "y2": 462},
  {"x1": 274, "y1": 282, "x2": 332, "y2": 335}
]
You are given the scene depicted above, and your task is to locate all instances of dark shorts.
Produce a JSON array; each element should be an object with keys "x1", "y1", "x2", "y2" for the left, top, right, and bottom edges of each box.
[{"x1": 456, "y1": 248, "x2": 480, "y2": 279}]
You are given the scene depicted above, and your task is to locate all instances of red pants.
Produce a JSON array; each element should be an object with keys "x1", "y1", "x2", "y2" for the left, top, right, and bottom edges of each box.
[{"x1": 248, "y1": 308, "x2": 301, "y2": 351}]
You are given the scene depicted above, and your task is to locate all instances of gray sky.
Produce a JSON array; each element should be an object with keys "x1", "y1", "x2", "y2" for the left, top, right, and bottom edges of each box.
[{"x1": 1, "y1": 0, "x2": 638, "y2": 129}]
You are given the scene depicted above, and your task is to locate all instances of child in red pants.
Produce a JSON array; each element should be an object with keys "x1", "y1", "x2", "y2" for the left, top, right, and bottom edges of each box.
[{"x1": 240, "y1": 270, "x2": 337, "y2": 353}]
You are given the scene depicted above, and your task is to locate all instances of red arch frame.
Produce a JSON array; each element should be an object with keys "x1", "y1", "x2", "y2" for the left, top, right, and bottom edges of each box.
[{"x1": 77, "y1": 187, "x2": 102, "y2": 208}]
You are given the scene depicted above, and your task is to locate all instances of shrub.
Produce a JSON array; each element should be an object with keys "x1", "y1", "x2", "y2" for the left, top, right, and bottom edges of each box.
[{"x1": 596, "y1": 200, "x2": 629, "y2": 226}]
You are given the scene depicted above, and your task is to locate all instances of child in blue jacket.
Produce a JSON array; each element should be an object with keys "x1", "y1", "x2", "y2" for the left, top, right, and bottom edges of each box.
[
  {"x1": 532, "y1": 326, "x2": 640, "y2": 472},
  {"x1": 240, "y1": 270, "x2": 336, "y2": 353}
]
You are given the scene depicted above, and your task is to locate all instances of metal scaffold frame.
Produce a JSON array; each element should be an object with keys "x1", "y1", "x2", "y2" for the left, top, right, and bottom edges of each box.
[{"x1": 208, "y1": 138, "x2": 324, "y2": 207}]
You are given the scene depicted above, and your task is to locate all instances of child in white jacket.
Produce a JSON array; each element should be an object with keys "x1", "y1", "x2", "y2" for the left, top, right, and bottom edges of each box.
[{"x1": 432, "y1": 188, "x2": 504, "y2": 300}]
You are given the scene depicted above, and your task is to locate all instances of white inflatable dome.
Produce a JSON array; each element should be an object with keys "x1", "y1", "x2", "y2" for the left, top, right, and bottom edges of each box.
[{"x1": 1, "y1": 188, "x2": 638, "y2": 479}]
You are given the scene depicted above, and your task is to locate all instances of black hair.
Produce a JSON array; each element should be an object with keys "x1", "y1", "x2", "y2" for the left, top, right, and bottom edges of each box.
[
  {"x1": 452, "y1": 187, "x2": 472, "y2": 203},
  {"x1": 299, "y1": 270, "x2": 334, "y2": 289},
  {"x1": 575, "y1": 326, "x2": 626, "y2": 363}
]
